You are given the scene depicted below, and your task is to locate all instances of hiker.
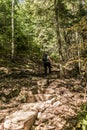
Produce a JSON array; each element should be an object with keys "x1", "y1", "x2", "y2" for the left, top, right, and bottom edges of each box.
[{"x1": 42, "y1": 53, "x2": 51, "y2": 75}]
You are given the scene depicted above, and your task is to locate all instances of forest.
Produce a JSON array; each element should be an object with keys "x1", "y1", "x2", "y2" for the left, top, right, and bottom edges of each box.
[{"x1": 0, "y1": 0, "x2": 87, "y2": 130}]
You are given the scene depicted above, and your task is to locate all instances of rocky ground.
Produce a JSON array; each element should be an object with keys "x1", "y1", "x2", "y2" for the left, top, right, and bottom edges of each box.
[{"x1": 0, "y1": 67, "x2": 87, "y2": 130}]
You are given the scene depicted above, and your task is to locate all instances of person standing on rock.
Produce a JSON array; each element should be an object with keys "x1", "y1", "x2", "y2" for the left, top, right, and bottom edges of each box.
[{"x1": 42, "y1": 53, "x2": 51, "y2": 75}]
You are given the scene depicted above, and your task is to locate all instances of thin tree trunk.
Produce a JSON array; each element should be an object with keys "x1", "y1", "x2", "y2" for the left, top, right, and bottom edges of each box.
[
  {"x1": 11, "y1": 0, "x2": 15, "y2": 59},
  {"x1": 76, "y1": 31, "x2": 81, "y2": 74}
]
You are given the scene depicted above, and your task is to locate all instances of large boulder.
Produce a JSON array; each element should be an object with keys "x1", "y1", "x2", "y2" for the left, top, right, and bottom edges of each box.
[{"x1": 4, "y1": 110, "x2": 37, "y2": 130}]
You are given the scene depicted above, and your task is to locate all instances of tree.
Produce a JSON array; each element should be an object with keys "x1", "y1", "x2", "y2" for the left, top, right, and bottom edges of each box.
[{"x1": 11, "y1": 0, "x2": 15, "y2": 59}]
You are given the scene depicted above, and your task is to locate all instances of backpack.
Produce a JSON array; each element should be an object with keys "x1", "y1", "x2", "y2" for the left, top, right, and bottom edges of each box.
[{"x1": 43, "y1": 55, "x2": 50, "y2": 63}]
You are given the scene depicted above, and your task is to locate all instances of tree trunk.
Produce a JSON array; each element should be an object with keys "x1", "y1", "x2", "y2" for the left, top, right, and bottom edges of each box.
[
  {"x1": 11, "y1": 0, "x2": 15, "y2": 59},
  {"x1": 54, "y1": 0, "x2": 64, "y2": 78},
  {"x1": 54, "y1": 0, "x2": 63, "y2": 62}
]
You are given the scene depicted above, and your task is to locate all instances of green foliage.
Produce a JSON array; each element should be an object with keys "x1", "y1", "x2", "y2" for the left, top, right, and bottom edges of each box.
[
  {"x1": 0, "y1": 0, "x2": 11, "y2": 51},
  {"x1": 0, "y1": 0, "x2": 86, "y2": 68},
  {"x1": 76, "y1": 104, "x2": 87, "y2": 130}
]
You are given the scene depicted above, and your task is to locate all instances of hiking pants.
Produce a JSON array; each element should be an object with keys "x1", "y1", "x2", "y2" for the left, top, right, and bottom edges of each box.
[{"x1": 43, "y1": 62, "x2": 51, "y2": 75}]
